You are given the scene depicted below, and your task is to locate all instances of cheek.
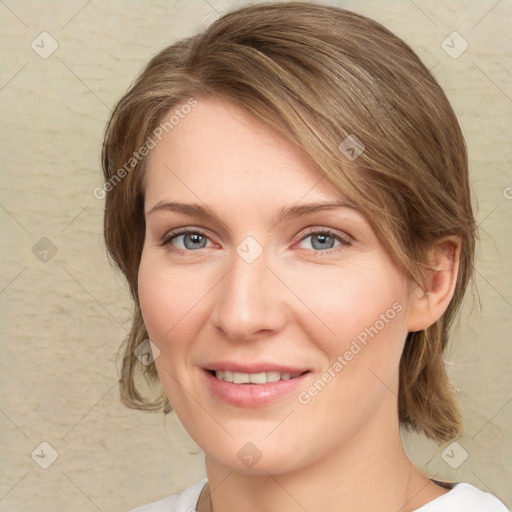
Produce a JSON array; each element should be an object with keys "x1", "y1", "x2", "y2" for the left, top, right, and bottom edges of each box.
[
  {"x1": 138, "y1": 261, "x2": 169, "y2": 341},
  {"x1": 137, "y1": 253, "x2": 219, "y2": 383},
  {"x1": 289, "y1": 262, "x2": 408, "y2": 352},
  {"x1": 290, "y1": 262, "x2": 410, "y2": 415},
  {"x1": 138, "y1": 255, "x2": 198, "y2": 340},
  {"x1": 137, "y1": 257, "x2": 200, "y2": 405},
  {"x1": 286, "y1": 269, "x2": 408, "y2": 450},
  {"x1": 137, "y1": 261, "x2": 190, "y2": 366}
]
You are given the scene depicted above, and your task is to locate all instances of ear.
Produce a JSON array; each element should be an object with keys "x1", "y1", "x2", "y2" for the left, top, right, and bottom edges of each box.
[{"x1": 407, "y1": 236, "x2": 461, "y2": 333}]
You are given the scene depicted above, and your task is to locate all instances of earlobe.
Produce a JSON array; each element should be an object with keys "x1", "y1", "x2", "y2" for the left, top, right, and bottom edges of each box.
[{"x1": 407, "y1": 236, "x2": 461, "y2": 333}]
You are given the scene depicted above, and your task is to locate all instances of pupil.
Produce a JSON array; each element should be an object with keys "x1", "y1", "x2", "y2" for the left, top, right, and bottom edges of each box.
[
  {"x1": 313, "y1": 234, "x2": 334, "y2": 250},
  {"x1": 186, "y1": 233, "x2": 205, "y2": 249}
]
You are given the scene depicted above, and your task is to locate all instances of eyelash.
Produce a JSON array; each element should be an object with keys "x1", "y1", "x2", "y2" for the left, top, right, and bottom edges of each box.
[{"x1": 159, "y1": 227, "x2": 352, "y2": 256}]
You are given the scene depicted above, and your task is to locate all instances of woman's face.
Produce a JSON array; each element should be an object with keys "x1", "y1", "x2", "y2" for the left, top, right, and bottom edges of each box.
[{"x1": 138, "y1": 97, "x2": 419, "y2": 474}]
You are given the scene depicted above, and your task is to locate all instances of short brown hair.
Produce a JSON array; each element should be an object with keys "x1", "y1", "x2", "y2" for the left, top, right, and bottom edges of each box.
[{"x1": 101, "y1": 1, "x2": 476, "y2": 444}]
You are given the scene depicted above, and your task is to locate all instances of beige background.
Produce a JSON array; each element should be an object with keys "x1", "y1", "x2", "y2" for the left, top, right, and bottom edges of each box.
[{"x1": 0, "y1": 0, "x2": 510, "y2": 510}]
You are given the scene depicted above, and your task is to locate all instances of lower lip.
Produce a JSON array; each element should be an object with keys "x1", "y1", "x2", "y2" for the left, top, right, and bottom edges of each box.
[{"x1": 203, "y1": 369, "x2": 311, "y2": 407}]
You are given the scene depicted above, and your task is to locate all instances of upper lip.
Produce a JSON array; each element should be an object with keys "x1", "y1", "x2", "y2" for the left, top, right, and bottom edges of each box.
[{"x1": 204, "y1": 361, "x2": 310, "y2": 374}]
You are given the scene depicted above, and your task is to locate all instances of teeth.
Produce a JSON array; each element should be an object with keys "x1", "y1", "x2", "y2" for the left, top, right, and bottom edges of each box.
[
  {"x1": 233, "y1": 372, "x2": 250, "y2": 384},
  {"x1": 249, "y1": 372, "x2": 267, "y2": 384},
  {"x1": 214, "y1": 370, "x2": 301, "y2": 384},
  {"x1": 266, "y1": 371, "x2": 281, "y2": 383}
]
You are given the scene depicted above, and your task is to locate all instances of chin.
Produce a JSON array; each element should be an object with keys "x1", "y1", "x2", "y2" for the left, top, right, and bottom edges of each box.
[{"x1": 200, "y1": 434, "x2": 314, "y2": 477}]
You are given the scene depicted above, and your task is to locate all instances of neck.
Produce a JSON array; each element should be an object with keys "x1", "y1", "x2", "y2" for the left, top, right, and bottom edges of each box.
[{"x1": 198, "y1": 416, "x2": 448, "y2": 512}]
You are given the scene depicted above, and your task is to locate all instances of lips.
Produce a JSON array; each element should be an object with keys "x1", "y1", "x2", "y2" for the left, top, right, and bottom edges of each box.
[{"x1": 202, "y1": 362, "x2": 312, "y2": 407}]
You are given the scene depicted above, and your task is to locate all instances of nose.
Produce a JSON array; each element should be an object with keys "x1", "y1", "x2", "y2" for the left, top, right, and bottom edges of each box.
[{"x1": 211, "y1": 245, "x2": 288, "y2": 342}]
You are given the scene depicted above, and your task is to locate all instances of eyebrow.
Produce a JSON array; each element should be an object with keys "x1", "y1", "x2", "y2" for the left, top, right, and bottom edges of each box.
[{"x1": 146, "y1": 199, "x2": 358, "y2": 225}]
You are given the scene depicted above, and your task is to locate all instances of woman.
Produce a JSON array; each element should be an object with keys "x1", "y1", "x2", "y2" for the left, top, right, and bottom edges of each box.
[{"x1": 101, "y1": 2, "x2": 509, "y2": 511}]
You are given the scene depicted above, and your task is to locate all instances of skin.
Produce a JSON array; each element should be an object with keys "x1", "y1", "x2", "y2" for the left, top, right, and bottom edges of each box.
[{"x1": 138, "y1": 97, "x2": 461, "y2": 512}]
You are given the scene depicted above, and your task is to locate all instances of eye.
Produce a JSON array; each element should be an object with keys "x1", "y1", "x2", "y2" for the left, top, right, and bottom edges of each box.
[
  {"x1": 160, "y1": 227, "x2": 351, "y2": 255},
  {"x1": 297, "y1": 228, "x2": 351, "y2": 253},
  {"x1": 160, "y1": 228, "x2": 213, "y2": 252}
]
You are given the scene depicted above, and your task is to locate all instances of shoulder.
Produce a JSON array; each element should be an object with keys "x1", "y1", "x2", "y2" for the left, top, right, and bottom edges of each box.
[
  {"x1": 414, "y1": 482, "x2": 510, "y2": 512},
  {"x1": 125, "y1": 479, "x2": 208, "y2": 512}
]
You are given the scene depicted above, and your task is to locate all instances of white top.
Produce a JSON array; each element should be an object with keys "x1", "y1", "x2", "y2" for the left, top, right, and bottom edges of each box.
[{"x1": 126, "y1": 478, "x2": 510, "y2": 512}]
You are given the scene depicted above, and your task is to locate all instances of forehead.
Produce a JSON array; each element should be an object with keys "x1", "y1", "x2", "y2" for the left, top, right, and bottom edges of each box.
[{"x1": 144, "y1": 97, "x2": 349, "y2": 209}]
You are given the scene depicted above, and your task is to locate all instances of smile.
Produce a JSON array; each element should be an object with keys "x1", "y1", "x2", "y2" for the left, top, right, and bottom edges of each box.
[{"x1": 203, "y1": 368, "x2": 312, "y2": 407}]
